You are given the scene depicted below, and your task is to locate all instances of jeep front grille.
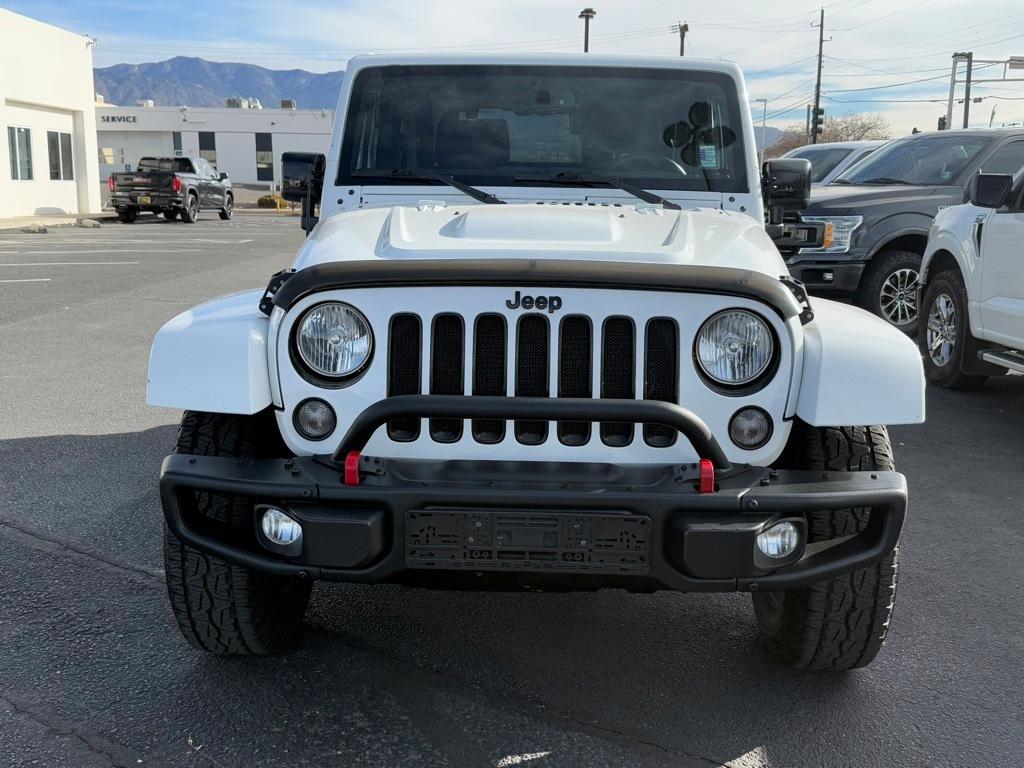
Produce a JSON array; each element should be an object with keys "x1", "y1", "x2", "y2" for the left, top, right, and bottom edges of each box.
[{"x1": 386, "y1": 311, "x2": 680, "y2": 448}]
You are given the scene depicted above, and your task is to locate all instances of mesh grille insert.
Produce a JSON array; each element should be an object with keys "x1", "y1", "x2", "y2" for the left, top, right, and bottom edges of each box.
[
  {"x1": 643, "y1": 318, "x2": 678, "y2": 447},
  {"x1": 600, "y1": 316, "x2": 635, "y2": 446},
  {"x1": 557, "y1": 315, "x2": 592, "y2": 446},
  {"x1": 387, "y1": 314, "x2": 421, "y2": 441},
  {"x1": 430, "y1": 313, "x2": 464, "y2": 442},
  {"x1": 515, "y1": 314, "x2": 549, "y2": 445},
  {"x1": 472, "y1": 313, "x2": 507, "y2": 443}
]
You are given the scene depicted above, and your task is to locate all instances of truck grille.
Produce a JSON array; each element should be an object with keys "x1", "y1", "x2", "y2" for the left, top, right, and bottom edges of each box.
[{"x1": 386, "y1": 312, "x2": 680, "y2": 448}]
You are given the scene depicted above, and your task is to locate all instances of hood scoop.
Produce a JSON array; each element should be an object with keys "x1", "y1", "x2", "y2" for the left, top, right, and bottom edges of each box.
[{"x1": 442, "y1": 205, "x2": 629, "y2": 243}]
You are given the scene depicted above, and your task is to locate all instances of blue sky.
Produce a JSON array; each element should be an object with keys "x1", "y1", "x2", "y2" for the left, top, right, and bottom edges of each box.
[{"x1": 7, "y1": 0, "x2": 1024, "y2": 135}]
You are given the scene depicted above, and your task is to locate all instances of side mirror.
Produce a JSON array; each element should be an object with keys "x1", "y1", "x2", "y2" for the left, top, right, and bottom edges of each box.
[
  {"x1": 219, "y1": 172, "x2": 229, "y2": 181},
  {"x1": 967, "y1": 173, "x2": 1013, "y2": 208},
  {"x1": 281, "y1": 151, "x2": 327, "y2": 234},
  {"x1": 761, "y1": 158, "x2": 812, "y2": 225},
  {"x1": 281, "y1": 152, "x2": 326, "y2": 203}
]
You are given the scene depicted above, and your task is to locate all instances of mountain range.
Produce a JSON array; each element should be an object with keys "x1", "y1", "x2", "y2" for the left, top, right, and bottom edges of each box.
[{"x1": 93, "y1": 57, "x2": 345, "y2": 109}]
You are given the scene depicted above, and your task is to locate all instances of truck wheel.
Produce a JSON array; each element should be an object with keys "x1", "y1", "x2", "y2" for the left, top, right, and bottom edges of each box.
[
  {"x1": 164, "y1": 410, "x2": 312, "y2": 654},
  {"x1": 752, "y1": 422, "x2": 899, "y2": 670},
  {"x1": 219, "y1": 194, "x2": 233, "y2": 220},
  {"x1": 117, "y1": 209, "x2": 137, "y2": 223},
  {"x1": 919, "y1": 269, "x2": 987, "y2": 390},
  {"x1": 855, "y1": 250, "x2": 921, "y2": 334},
  {"x1": 180, "y1": 192, "x2": 199, "y2": 223},
  {"x1": 163, "y1": 210, "x2": 178, "y2": 221}
]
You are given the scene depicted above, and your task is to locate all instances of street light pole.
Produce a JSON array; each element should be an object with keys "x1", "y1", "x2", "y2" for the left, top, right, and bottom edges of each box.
[
  {"x1": 756, "y1": 98, "x2": 768, "y2": 164},
  {"x1": 579, "y1": 8, "x2": 596, "y2": 53}
]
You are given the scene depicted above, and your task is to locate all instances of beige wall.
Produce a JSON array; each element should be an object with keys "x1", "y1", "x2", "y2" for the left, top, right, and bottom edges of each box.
[{"x1": 0, "y1": 9, "x2": 101, "y2": 217}]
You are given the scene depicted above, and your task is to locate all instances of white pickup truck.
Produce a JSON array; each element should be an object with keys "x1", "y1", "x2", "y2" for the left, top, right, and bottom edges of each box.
[
  {"x1": 146, "y1": 53, "x2": 924, "y2": 670},
  {"x1": 920, "y1": 171, "x2": 1024, "y2": 388}
]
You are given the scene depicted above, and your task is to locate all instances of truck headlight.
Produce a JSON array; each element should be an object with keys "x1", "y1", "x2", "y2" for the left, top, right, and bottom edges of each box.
[
  {"x1": 295, "y1": 302, "x2": 373, "y2": 379},
  {"x1": 798, "y1": 215, "x2": 863, "y2": 254},
  {"x1": 695, "y1": 309, "x2": 775, "y2": 387}
]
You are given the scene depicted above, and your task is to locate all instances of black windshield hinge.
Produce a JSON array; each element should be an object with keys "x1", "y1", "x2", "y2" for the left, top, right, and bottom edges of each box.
[
  {"x1": 779, "y1": 275, "x2": 814, "y2": 325},
  {"x1": 259, "y1": 269, "x2": 296, "y2": 315}
]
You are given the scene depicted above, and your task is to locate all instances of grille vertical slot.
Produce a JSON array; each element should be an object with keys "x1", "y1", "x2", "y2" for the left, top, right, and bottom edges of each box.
[
  {"x1": 600, "y1": 316, "x2": 635, "y2": 446},
  {"x1": 387, "y1": 313, "x2": 422, "y2": 441},
  {"x1": 515, "y1": 314, "x2": 550, "y2": 445},
  {"x1": 643, "y1": 318, "x2": 679, "y2": 447},
  {"x1": 557, "y1": 315, "x2": 592, "y2": 446},
  {"x1": 472, "y1": 313, "x2": 507, "y2": 443},
  {"x1": 429, "y1": 313, "x2": 464, "y2": 442}
]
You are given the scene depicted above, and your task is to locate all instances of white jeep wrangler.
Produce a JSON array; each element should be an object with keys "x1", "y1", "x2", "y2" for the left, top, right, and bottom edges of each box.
[
  {"x1": 148, "y1": 54, "x2": 924, "y2": 669},
  {"x1": 920, "y1": 171, "x2": 1024, "y2": 388}
]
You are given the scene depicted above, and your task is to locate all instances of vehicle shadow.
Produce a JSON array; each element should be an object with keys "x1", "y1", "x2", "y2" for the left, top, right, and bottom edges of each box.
[{"x1": 2, "y1": 374, "x2": 1022, "y2": 767}]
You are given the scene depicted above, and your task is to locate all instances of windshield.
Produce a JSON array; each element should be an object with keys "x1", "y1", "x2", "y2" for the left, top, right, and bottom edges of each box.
[
  {"x1": 137, "y1": 157, "x2": 194, "y2": 173},
  {"x1": 786, "y1": 146, "x2": 853, "y2": 183},
  {"x1": 338, "y1": 65, "x2": 748, "y2": 193},
  {"x1": 835, "y1": 135, "x2": 991, "y2": 186}
]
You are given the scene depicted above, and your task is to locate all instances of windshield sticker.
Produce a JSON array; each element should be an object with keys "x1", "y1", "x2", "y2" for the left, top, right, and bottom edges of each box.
[{"x1": 698, "y1": 144, "x2": 719, "y2": 168}]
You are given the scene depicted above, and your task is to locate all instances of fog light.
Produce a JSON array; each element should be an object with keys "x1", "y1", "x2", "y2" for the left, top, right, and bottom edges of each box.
[
  {"x1": 756, "y1": 521, "x2": 800, "y2": 559},
  {"x1": 729, "y1": 407, "x2": 772, "y2": 449},
  {"x1": 294, "y1": 398, "x2": 336, "y2": 440},
  {"x1": 261, "y1": 507, "x2": 303, "y2": 546}
]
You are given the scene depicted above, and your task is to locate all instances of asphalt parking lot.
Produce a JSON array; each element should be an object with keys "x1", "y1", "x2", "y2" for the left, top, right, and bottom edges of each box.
[{"x1": 1, "y1": 213, "x2": 1022, "y2": 768}]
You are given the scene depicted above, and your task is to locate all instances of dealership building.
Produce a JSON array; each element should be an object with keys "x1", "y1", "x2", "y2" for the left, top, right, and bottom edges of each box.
[
  {"x1": 0, "y1": 9, "x2": 102, "y2": 218},
  {"x1": 96, "y1": 102, "x2": 334, "y2": 193}
]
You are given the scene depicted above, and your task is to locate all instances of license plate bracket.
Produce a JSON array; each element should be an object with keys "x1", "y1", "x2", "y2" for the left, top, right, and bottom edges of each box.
[{"x1": 405, "y1": 509, "x2": 651, "y2": 575}]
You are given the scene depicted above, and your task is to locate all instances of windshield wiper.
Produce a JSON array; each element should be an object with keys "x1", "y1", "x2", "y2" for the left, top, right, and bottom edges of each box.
[
  {"x1": 351, "y1": 169, "x2": 505, "y2": 204},
  {"x1": 857, "y1": 177, "x2": 913, "y2": 185},
  {"x1": 512, "y1": 171, "x2": 681, "y2": 210},
  {"x1": 830, "y1": 178, "x2": 853, "y2": 185}
]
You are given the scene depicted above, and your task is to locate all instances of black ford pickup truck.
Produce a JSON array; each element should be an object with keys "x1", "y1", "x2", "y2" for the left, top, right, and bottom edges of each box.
[
  {"x1": 108, "y1": 156, "x2": 233, "y2": 223},
  {"x1": 786, "y1": 128, "x2": 1024, "y2": 331}
]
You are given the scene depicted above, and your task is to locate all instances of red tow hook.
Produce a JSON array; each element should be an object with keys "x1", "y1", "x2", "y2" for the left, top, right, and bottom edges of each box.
[
  {"x1": 698, "y1": 459, "x2": 716, "y2": 494},
  {"x1": 343, "y1": 451, "x2": 362, "y2": 486}
]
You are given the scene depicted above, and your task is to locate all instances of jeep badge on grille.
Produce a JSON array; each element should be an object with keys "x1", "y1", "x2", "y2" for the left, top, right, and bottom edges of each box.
[{"x1": 505, "y1": 291, "x2": 562, "y2": 313}]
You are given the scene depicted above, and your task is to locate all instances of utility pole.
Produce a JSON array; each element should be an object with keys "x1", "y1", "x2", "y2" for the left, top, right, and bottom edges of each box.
[
  {"x1": 579, "y1": 8, "x2": 596, "y2": 53},
  {"x1": 676, "y1": 21, "x2": 689, "y2": 56},
  {"x1": 811, "y1": 7, "x2": 824, "y2": 144},
  {"x1": 805, "y1": 104, "x2": 812, "y2": 141},
  {"x1": 756, "y1": 98, "x2": 768, "y2": 164},
  {"x1": 962, "y1": 51, "x2": 974, "y2": 128},
  {"x1": 945, "y1": 54, "x2": 962, "y2": 130}
]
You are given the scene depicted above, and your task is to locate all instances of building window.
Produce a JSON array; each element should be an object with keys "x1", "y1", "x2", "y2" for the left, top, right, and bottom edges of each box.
[
  {"x1": 198, "y1": 132, "x2": 216, "y2": 168},
  {"x1": 7, "y1": 126, "x2": 33, "y2": 180},
  {"x1": 172, "y1": 132, "x2": 183, "y2": 157},
  {"x1": 255, "y1": 132, "x2": 273, "y2": 181},
  {"x1": 47, "y1": 131, "x2": 74, "y2": 180}
]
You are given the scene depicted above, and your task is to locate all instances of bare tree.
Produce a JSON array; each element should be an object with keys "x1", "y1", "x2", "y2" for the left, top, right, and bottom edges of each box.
[{"x1": 765, "y1": 112, "x2": 892, "y2": 158}]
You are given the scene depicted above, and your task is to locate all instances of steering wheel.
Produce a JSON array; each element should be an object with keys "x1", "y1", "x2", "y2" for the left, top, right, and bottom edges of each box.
[{"x1": 607, "y1": 152, "x2": 688, "y2": 177}]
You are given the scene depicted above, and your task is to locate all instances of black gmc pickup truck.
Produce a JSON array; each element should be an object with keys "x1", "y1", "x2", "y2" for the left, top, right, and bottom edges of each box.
[
  {"x1": 786, "y1": 128, "x2": 1024, "y2": 331},
  {"x1": 108, "y1": 156, "x2": 233, "y2": 223}
]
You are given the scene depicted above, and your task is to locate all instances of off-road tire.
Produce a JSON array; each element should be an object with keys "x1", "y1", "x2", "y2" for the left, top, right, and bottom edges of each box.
[
  {"x1": 218, "y1": 194, "x2": 233, "y2": 220},
  {"x1": 180, "y1": 192, "x2": 199, "y2": 223},
  {"x1": 117, "y1": 209, "x2": 137, "y2": 223},
  {"x1": 855, "y1": 249, "x2": 922, "y2": 334},
  {"x1": 163, "y1": 210, "x2": 178, "y2": 221},
  {"x1": 752, "y1": 422, "x2": 899, "y2": 670},
  {"x1": 163, "y1": 410, "x2": 312, "y2": 654},
  {"x1": 919, "y1": 269, "x2": 988, "y2": 390}
]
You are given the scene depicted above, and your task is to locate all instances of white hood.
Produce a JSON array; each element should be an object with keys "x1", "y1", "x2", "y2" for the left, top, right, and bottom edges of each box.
[{"x1": 293, "y1": 203, "x2": 785, "y2": 278}]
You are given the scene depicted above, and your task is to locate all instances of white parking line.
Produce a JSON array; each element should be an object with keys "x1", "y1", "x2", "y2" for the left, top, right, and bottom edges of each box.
[
  {"x1": 0, "y1": 261, "x2": 141, "y2": 267},
  {"x1": 0, "y1": 278, "x2": 51, "y2": 284},
  {"x1": 2, "y1": 249, "x2": 200, "y2": 255}
]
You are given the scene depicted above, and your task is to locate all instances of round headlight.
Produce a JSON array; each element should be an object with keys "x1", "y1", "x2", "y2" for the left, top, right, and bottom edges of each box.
[
  {"x1": 695, "y1": 310, "x2": 774, "y2": 386},
  {"x1": 296, "y1": 302, "x2": 372, "y2": 378}
]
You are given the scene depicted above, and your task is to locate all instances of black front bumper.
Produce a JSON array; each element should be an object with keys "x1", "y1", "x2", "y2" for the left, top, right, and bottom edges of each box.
[
  {"x1": 785, "y1": 260, "x2": 865, "y2": 297},
  {"x1": 160, "y1": 456, "x2": 906, "y2": 593}
]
